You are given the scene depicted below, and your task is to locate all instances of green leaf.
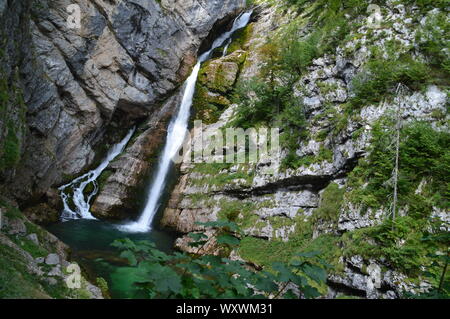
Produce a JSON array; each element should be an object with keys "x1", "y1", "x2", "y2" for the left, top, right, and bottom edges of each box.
[
  {"x1": 111, "y1": 238, "x2": 136, "y2": 250},
  {"x1": 189, "y1": 232, "x2": 208, "y2": 241},
  {"x1": 295, "y1": 251, "x2": 322, "y2": 258},
  {"x1": 272, "y1": 262, "x2": 295, "y2": 283},
  {"x1": 301, "y1": 263, "x2": 327, "y2": 284},
  {"x1": 301, "y1": 285, "x2": 321, "y2": 299},
  {"x1": 139, "y1": 263, "x2": 182, "y2": 295},
  {"x1": 217, "y1": 234, "x2": 241, "y2": 246},
  {"x1": 120, "y1": 250, "x2": 137, "y2": 266}
]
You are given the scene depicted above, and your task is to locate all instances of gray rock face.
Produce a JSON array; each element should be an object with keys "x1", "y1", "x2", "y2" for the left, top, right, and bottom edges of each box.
[
  {"x1": 7, "y1": 218, "x2": 27, "y2": 235},
  {"x1": 27, "y1": 233, "x2": 39, "y2": 245},
  {"x1": 161, "y1": 2, "x2": 448, "y2": 299},
  {"x1": 91, "y1": 89, "x2": 183, "y2": 219},
  {"x1": 45, "y1": 253, "x2": 60, "y2": 265},
  {"x1": 0, "y1": 0, "x2": 246, "y2": 203}
]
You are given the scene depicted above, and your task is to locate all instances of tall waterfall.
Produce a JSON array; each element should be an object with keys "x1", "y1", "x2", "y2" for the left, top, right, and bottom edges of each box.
[
  {"x1": 59, "y1": 128, "x2": 135, "y2": 220},
  {"x1": 122, "y1": 11, "x2": 253, "y2": 233}
]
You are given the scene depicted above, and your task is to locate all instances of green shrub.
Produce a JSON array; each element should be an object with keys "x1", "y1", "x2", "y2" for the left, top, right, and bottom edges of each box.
[
  {"x1": 313, "y1": 182, "x2": 345, "y2": 224},
  {"x1": 347, "y1": 120, "x2": 450, "y2": 211},
  {"x1": 416, "y1": 11, "x2": 450, "y2": 75},
  {"x1": 350, "y1": 56, "x2": 430, "y2": 107}
]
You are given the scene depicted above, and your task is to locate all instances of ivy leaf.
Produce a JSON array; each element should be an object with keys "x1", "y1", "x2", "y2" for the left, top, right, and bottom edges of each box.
[
  {"x1": 301, "y1": 263, "x2": 327, "y2": 284},
  {"x1": 301, "y1": 285, "x2": 321, "y2": 299},
  {"x1": 217, "y1": 234, "x2": 240, "y2": 246},
  {"x1": 296, "y1": 251, "x2": 322, "y2": 258},
  {"x1": 272, "y1": 262, "x2": 295, "y2": 283},
  {"x1": 138, "y1": 263, "x2": 182, "y2": 295},
  {"x1": 120, "y1": 250, "x2": 137, "y2": 266}
]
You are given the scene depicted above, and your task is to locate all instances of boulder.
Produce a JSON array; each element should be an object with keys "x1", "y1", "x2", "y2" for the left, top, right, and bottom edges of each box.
[{"x1": 45, "y1": 253, "x2": 60, "y2": 266}]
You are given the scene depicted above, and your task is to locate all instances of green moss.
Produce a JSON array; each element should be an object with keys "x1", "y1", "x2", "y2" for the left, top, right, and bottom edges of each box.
[
  {"x1": 217, "y1": 200, "x2": 257, "y2": 225},
  {"x1": 9, "y1": 235, "x2": 48, "y2": 259},
  {"x1": 282, "y1": 144, "x2": 333, "y2": 170},
  {"x1": 96, "y1": 277, "x2": 110, "y2": 298},
  {"x1": 0, "y1": 67, "x2": 27, "y2": 172},
  {"x1": 312, "y1": 182, "x2": 345, "y2": 225},
  {"x1": 97, "y1": 170, "x2": 113, "y2": 193},
  {"x1": 190, "y1": 164, "x2": 255, "y2": 188},
  {"x1": 0, "y1": 243, "x2": 50, "y2": 298},
  {"x1": 226, "y1": 24, "x2": 254, "y2": 54},
  {"x1": 192, "y1": 84, "x2": 230, "y2": 124},
  {"x1": 239, "y1": 236, "x2": 298, "y2": 267},
  {"x1": 191, "y1": 162, "x2": 232, "y2": 175}
]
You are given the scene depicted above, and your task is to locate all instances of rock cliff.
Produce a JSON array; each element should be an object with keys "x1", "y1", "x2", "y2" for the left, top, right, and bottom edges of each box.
[
  {"x1": 0, "y1": 0, "x2": 246, "y2": 206},
  {"x1": 161, "y1": 1, "x2": 449, "y2": 298},
  {"x1": 0, "y1": 0, "x2": 246, "y2": 298}
]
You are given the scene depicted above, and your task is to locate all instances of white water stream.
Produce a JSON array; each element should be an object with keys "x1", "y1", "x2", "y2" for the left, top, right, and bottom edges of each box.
[
  {"x1": 59, "y1": 128, "x2": 135, "y2": 221},
  {"x1": 121, "y1": 11, "x2": 253, "y2": 232}
]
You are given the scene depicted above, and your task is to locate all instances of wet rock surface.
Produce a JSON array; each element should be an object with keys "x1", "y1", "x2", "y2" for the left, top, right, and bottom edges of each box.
[{"x1": 0, "y1": 0, "x2": 246, "y2": 204}]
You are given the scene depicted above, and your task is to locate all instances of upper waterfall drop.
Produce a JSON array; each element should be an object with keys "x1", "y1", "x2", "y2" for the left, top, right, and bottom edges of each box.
[
  {"x1": 121, "y1": 10, "x2": 253, "y2": 233},
  {"x1": 59, "y1": 127, "x2": 136, "y2": 221}
]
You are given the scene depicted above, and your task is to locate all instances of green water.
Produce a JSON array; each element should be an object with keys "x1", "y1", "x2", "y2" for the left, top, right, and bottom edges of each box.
[{"x1": 46, "y1": 219, "x2": 176, "y2": 299}]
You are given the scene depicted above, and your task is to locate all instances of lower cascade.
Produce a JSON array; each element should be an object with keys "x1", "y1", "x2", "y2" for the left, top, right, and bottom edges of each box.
[
  {"x1": 59, "y1": 128, "x2": 135, "y2": 220},
  {"x1": 122, "y1": 10, "x2": 253, "y2": 233}
]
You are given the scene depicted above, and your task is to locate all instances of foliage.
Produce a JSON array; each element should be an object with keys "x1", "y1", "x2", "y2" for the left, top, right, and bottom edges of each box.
[
  {"x1": 312, "y1": 182, "x2": 345, "y2": 224},
  {"x1": 347, "y1": 120, "x2": 450, "y2": 211},
  {"x1": 404, "y1": 230, "x2": 449, "y2": 299},
  {"x1": 341, "y1": 216, "x2": 447, "y2": 277},
  {"x1": 415, "y1": 10, "x2": 450, "y2": 76},
  {"x1": 350, "y1": 55, "x2": 430, "y2": 108},
  {"x1": 112, "y1": 220, "x2": 328, "y2": 299},
  {"x1": 0, "y1": 66, "x2": 26, "y2": 172}
]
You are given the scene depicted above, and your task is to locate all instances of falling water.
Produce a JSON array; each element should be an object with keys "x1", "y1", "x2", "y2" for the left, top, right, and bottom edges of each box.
[
  {"x1": 222, "y1": 11, "x2": 247, "y2": 57},
  {"x1": 59, "y1": 128, "x2": 135, "y2": 220},
  {"x1": 122, "y1": 10, "x2": 253, "y2": 233}
]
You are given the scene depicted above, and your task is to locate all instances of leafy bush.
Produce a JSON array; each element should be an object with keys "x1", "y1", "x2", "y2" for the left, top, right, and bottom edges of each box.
[
  {"x1": 416, "y1": 11, "x2": 450, "y2": 75},
  {"x1": 313, "y1": 182, "x2": 345, "y2": 224},
  {"x1": 341, "y1": 215, "x2": 449, "y2": 282},
  {"x1": 347, "y1": 120, "x2": 450, "y2": 211},
  {"x1": 350, "y1": 56, "x2": 430, "y2": 107},
  {"x1": 112, "y1": 221, "x2": 329, "y2": 299}
]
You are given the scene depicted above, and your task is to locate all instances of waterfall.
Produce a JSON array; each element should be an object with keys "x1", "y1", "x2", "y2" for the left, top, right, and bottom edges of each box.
[
  {"x1": 122, "y1": 10, "x2": 253, "y2": 233},
  {"x1": 59, "y1": 128, "x2": 135, "y2": 221},
  {"x1": 222, "y1": 11, "x2": 246, "y2": 57}
]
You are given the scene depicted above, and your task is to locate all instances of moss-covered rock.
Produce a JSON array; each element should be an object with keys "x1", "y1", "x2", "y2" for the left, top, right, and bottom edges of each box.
[{"x1": 0, "y1": 202, "x2": 103, "y2": 299}]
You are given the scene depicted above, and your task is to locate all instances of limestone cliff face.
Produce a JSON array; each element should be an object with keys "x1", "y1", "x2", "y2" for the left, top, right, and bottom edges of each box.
[
  {"x1": 161, "y1": 1, "x2": 449, "y2": 299},
  {"x1": 0, "y1": 0, "x2": 245, "y2": 205}
]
